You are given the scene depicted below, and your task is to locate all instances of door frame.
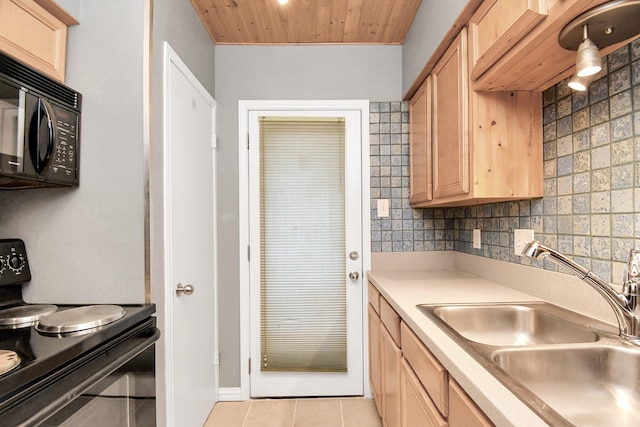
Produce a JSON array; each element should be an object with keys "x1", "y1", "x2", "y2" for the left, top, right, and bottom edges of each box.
[{"x1": 238, "y1": 100, "x2": 371, "y2": 400}]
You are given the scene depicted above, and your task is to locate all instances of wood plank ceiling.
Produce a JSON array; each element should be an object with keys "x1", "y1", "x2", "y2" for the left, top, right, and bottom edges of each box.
[{"x1": 190, "y1": 0, "x2": 423, "y2": 44}]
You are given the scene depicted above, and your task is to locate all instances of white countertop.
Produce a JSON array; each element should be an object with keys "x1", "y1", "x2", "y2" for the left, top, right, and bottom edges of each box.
[{"x1": 367, "y1": 267, "x2": 550, "y2": 426}]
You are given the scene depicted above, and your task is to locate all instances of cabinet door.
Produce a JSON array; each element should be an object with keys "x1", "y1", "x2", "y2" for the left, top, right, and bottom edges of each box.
[
  {"x1": 369, "y1": 304, "x2": 383, "y2": 416},
  {"x1": 409, "y1": 76, "x2": 432, "y2": 205},
  {"x1": 431, "y1": 28, "x2": 469, "y2": 199},
  {"x1": 469, "y1": 0, "x2": 547, "y2": 80},
  {"x1": 381, "y1": 326, "x2": 401, "y2": 427},
  {"x1": 448, "y1": 379, "x2": 494, "y2": 427},
  {"x1": 0, "y1": 0, "x2": 73, "y2": 81},
  {"x1": 400, "y1": 360, "x2": 448, "y2": 427}
]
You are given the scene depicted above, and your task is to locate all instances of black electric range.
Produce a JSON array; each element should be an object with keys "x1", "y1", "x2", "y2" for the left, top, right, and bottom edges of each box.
[{"x1": 0, "y1": 239, "x2": 159, "y2": 426}]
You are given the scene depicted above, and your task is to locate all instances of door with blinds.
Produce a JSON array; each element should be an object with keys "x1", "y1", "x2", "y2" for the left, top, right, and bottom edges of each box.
[{"x1": 248, "y1": 109, "x2": 364, "y2": 397}]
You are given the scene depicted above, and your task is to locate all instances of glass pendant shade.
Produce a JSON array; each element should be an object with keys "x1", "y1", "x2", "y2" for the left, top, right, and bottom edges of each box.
[{"x1": 575, "y1": 37, "x2": 601, "y2": 77}]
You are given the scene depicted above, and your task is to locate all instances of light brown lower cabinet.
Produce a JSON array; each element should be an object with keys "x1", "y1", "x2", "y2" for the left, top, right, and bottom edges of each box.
[
  {"x1": 448, "y1": 378, "x2": 493, "y2": 427},
  {"x1": 381, "y1": 325, "x2": 402, "y2": 427},
  {"x1": 400, "y1": 359, "x2": 447, "y2": 427},
  {"x1": 368, "y1": 304, "x2": 383, "y2": 416},
  {"x1": 368, "y1": 282, "x2": 494, "y2": 426}
]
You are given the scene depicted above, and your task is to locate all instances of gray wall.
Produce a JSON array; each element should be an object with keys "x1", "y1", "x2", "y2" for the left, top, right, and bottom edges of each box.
[
  {"x1": 215, "y1": 44, "x2": 402, "y2": 387},
  {"x1": 401, "y1": 0, "x2": 468, "y2": 96},
  {"x1": 0, "y1": 0, "x2": 146, "y2": 304}
]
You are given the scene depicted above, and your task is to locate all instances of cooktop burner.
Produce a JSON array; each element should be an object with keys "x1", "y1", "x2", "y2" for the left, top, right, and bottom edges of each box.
[
  {"x1": 0, "y1": 304, "x2": 58, "y2": 327},
  {"x1": 36, "y1": 304, "x2": 126, "y2": 335},
  {"x1": 0, "y1": 350, "x2": 20, "y2": 376}
]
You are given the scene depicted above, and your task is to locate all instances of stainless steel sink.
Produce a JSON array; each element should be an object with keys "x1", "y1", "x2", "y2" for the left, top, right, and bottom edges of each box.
[
  {"x1": 417, "y1": 301, "x2": 631, "y2": 426},
  {"x1": 493, "y1": 344, "x2": 640, "y2": 427},
  {"x1": 418, "y1": 302, "x2": 600, "y2": 346}
]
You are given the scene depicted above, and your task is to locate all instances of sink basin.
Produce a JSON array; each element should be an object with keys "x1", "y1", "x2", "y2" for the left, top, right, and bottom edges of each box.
[
  {"x1": 493, "y1": 344, "x2": 640, "y2": 427},
  {"x1": 418, "y1": 303, "x2": 599, "y2": 346}
]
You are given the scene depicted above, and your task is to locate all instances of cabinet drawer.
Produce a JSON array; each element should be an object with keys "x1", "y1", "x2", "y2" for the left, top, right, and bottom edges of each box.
[
  {"x1": 401, "y1": 359, "x2": 447, "y2": 427},
  {"x1": 448, "y1": 379, "x2": 494, "y2": 427},
  {"x1": 380, "y1": 297, "x2": 401, "y2": 347},
  {"x1": 368, "y1": 282, "x2": 381, "y2": 315},
  {"x1": 469, "y1": 0, "x2": 547, "y2": 80},
  {"x1": 401, "y1": 322, "x2": 448, "y2": 417}
]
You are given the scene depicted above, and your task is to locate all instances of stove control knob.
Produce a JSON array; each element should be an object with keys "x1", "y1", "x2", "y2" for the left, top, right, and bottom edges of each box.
[
  {"x1": 0, "y1": 258, "x2": 6, "y2": 274},
  {"x1": 8, "y1": 255, "x2": 24, "y2": 271}
]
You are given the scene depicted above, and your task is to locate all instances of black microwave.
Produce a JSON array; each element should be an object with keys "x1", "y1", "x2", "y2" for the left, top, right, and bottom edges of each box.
[{"x1": 0, "y1": 51, "x2": 82, "y2": 189}]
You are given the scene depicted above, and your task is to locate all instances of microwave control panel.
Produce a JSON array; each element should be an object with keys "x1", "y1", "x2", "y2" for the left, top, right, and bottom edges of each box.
[{"x1": 47, "y1": 105, "x2": 78, "y2": 183}]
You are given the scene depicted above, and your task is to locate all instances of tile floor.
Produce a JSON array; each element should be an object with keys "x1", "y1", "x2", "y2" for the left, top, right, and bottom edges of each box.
[{"x1": 203, "y1": 397, "x2": 382, "y2": 427}]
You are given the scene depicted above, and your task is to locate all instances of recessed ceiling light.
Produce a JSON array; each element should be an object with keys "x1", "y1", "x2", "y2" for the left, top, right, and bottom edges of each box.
[{"x1": 278, "y1": 0, "x2": 288, "y2": 4}]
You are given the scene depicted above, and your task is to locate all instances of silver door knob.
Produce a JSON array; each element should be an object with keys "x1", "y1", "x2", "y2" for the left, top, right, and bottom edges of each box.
[
  {"x1": 349, "y1": 271, "x2": 360, "y2": 281},
  {"x1": 176, "y1": 283, "x2": 194, "y2": 296}
]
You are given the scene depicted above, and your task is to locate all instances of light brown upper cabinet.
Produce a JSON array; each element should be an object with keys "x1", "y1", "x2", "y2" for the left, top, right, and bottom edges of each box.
[
  {"x1": 0, "y1": 0, "x2": 77, "y2": 82},
  {"x1": 469, "y1": 0, "x2": 548, "y2": 81},
  {"x1": 472, "y1": 0, "x2": 635, "y2": 91},
  {"x1": 409, "y1": 76, "x2": 432, "y2": 205},
  {"x1": 409, "y1": 27, "x2": 543, "y2": 208}
]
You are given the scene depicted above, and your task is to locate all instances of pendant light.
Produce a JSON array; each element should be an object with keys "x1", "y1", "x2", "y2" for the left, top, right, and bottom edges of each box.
[
  {"x1": 568, "y1": 74, "x2": 596, "y2": 92},
  {"x1": 559, "y1": 0, "x2": 640, "y2": 90},
  {"x1": 575, "y1": 25, "x2": 601, "y2": 77}
]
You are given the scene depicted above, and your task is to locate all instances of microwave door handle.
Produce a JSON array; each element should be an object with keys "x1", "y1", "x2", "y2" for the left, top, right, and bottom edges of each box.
[{"x1": 28, "y1": 99, "x2": 55, "y2": 174}]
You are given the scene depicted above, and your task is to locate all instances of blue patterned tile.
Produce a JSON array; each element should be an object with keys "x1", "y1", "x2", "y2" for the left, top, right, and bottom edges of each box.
[
  {"x1": 591, "y1": 214, "x2": 611, "y2": 236},
  {"x1": 610, "y1": 66, "x2": 631, "y2": 95},
  {"x1": 572, "y1": 108, "x2": 589, "y2": 131},
  {"x1": 558, "y1": 195, "x2": 572, "y2": 214},
  {"x1": 591, "y1": 191, "x2": 610, "y2": 213},
  {"x1": 633, "y1": 59, "x2": 640, "y2": 86},
  {"x1": 572, "y1": 92, "x2": 589, "y2": 112},
  {"x1": 573, "y1": 171, "x2": 590, "y2": 193},
  {"x1": 557, "y1": 79, "x2": 572, "y2": 99},
  {"x1": 573, "y1": 215, "x2": 591, "y2": 235},
  {"x1": 611, "y1": 138, "x2": 633, "y2": 165},
  {"x1": 589, "y1": 76, "x2": 609, "y2": 103},
  {"x1": 612, "y1": 164, "x2": 633, "y2": 189},
  {"x1": 592, "y1": 260, "x2": 612, "y2": 283},
  {"x1": 557, "y1": 96, "x2": 571, "y2": 118},
  {"x1": 573, "y1": 151, "x2": 590, "y2": 173},
  {"x1": 591, "y1": 145, "x2": 611, "y2": 169},
  {"x1": 573, "y1": 129, "x2": 590, "y2": 151},
  {"x1": 612, "y1": 213, "x2": 633, "y2": 237},
  {"x1": 611, "y1": 114, "x2": 633, "y2": 141},
  {"x1": 591, "y1": 123, "x2": 610, "y2": 146},
  {"x1": 543, "y1": 86, "x2": 556, "y2": 106},
  {"x1": 543, "y1": 122, "x2": 557, "y2": 142},
  {"x1": 590, "y1": 100, "x2": 609, "y2": 124},
  {"x1": 557, "y1": 116, "x2": 573, "y2": 137},
  {"x1": 610, "y1": 90, "x2": 633, "y2": 119},
  {"x1": 543, "y1": 103, "x2": 557, "y2": 124},
  {"x1": 574, "y1": 235, "x2": 591, "y2": 256},
  {"x1": 573, "y1": 194, "x2": 590, "y2": 213},
  {"x1": 612, "y1": 189, "x2": 634, "y2": 213},
  {"x1": 591, "y1": 237, "x2": 611, "y2": 259},
  {"x1": 557, "y1": 155, "x2": 573, "y2": 176},
  {"x1": 609, "y1": 45, "x2": 630, "y2": 72},
  {"x1": 632, "y1": 39, "x2": 640, "y2": 60}
]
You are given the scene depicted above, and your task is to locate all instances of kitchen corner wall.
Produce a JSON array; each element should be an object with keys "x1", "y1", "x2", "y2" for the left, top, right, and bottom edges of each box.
[{"x1": 372, "y1": 39, "x2": 640, "y2": 286}]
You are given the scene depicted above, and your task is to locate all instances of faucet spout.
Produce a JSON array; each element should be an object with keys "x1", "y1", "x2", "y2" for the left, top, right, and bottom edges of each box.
[{"x1": 521, "y1": 240, "x2": 640, "y2": 339}]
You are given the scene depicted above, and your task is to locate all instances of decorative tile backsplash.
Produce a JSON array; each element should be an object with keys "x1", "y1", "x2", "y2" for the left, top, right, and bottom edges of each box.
[{"x1": 370, "y1": 39, "x2": 640, "y2": 285}]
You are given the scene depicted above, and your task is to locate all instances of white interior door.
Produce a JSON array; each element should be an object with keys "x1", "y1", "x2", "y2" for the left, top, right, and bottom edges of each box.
[
  {"x1": 162, "y1": 43, "x2": 218, "y2": 425},
  {"x1": 248, "y1": 108, "x2": 364, "y2": 397}
]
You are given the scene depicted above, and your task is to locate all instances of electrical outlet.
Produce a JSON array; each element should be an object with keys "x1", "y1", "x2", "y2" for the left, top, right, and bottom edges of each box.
[
  {"x1": 473, "y1": 229, "x2": 481, "y2": 249},
  {"x1": 377, "y1": 199, "x2": 389, "y2": 218},
  {"x1": 514, "y1": 229, "x2": 535, "y2": 255}
]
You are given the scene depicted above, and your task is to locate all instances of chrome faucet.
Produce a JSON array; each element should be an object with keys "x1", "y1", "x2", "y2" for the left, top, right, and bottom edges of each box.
[{"x1": 521, "y1": 240, "x2": 640, "y2": 340}]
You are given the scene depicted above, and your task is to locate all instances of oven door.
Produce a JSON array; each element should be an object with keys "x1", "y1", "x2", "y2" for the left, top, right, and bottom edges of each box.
[
  {"x1": 41, "y1": 345, "x2": 157, "y2": 427},
  {"x1": 1, "y1": 319, "x2": 159, "y2": 427}
]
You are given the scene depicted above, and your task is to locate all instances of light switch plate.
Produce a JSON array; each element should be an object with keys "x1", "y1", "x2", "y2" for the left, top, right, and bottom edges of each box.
[
  {"x1": 377, "y1": 199, "x2": 389, "y2": 218},
  {"x1": 473, "y1": 229, "x2": 481, "y2": 249},
  {"x1": 514, "y1": 229, "x2": 535, "y2": 255}
]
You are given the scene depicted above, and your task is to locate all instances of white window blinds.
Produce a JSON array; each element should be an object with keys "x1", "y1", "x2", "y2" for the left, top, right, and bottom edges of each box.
[{"x1": 259, "y1": 117, "x2": 347, "y2": 372}]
